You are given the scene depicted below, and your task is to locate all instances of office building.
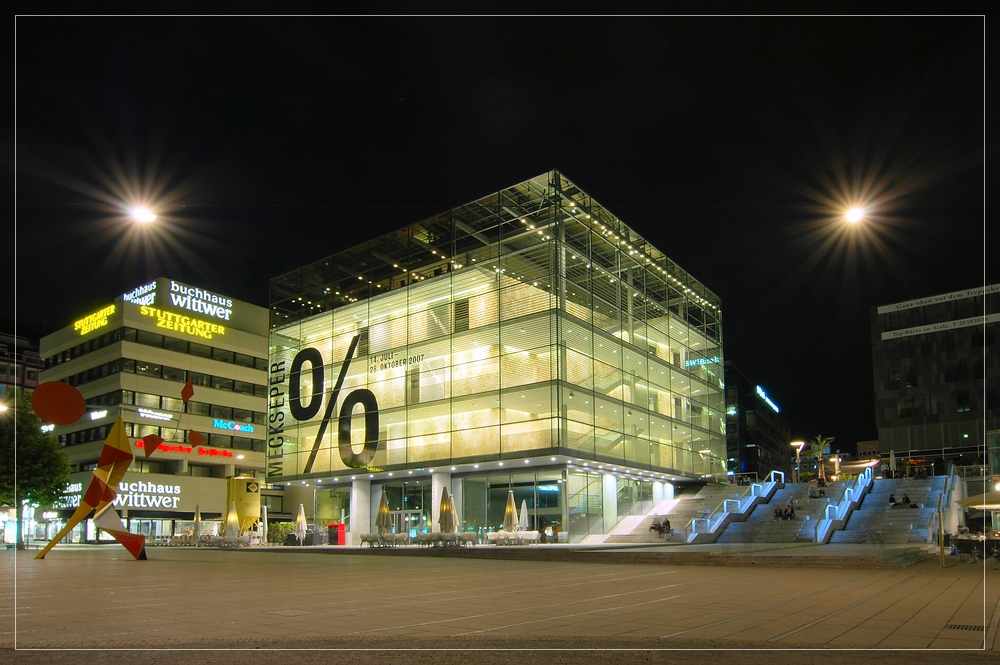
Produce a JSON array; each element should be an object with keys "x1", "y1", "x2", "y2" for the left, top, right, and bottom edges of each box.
[
  {"x1": 871, "y1": 284, "x2": 999, "y2": 475},
  {"x1": 723, "y1": 361, "x2": 792, "y2": 481},
  {"x1": 36, "y1": 277, "x2": 270, "y2": 542},
  {"x1": 268, "y1": 171, "x2": 725, "y2": 543}
]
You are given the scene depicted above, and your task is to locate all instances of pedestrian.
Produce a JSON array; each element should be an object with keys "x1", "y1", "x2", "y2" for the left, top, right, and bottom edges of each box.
[
  {"x1": 889, "y1": 493, "x2": 896, "y2": 505},
  {"x1": 774, "y1": 507, "x2": 782, "y2": 521}
]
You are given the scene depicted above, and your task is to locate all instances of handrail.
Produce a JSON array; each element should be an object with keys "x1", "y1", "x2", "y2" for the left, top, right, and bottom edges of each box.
[
  {"x1": 816, "y1": 467, "x2": 873, "y2": 543},
  {"x1": 684, "y1": 475, "x2": 784, "y2": 542}
]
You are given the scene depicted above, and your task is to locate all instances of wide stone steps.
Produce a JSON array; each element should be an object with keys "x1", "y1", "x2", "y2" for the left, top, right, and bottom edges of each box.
[{"x1": 604, "y1": 484, "x2": 737, "y2": 544}]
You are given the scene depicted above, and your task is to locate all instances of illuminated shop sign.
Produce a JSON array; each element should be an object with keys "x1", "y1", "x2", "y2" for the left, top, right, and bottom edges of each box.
[
  {"x1": 139, "y1": 305, "x2": 226, "y2": 340},
  {"x1": 40, "y1": 424, "x2": 55, "y2": 432},
  {"x1": 90, "y1": 410, "x2": 108, "y2": 420},
  {"x1": 113, "y1": 481, "x2": 181, "y2": 509},
  {"x1": 135, "y1": 440, "x2": 234, "y2": 457},
  {"x1": 168, "y1": 280, "x2": 233, "y2": 320},
  {"x1": 54, "y1": 483, "x2": 83, "y2": 508},
  {"x1": 755, "y1": 386, "x2": 780, "y2": 413},
  {"x1": 685, "y1": 355, "x2": 720, "y2": 368},
  {"x1": 137, "y1": 408, "x2": 173, "y2": 421},
  {"x1": 123, "y1": 281, "x2": 157, "y2": 306},
  {"x1": 213, "y1": 419, "x2": 254, "y2": 433},
  {"x1": 74, "y1": 305, "x2": 115, "y2": 336}
]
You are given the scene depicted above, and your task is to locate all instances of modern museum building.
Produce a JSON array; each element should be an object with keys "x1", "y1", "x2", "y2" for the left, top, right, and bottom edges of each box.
[{"x1": 268, "y1": 171, "x2": 725, "y2": 543}]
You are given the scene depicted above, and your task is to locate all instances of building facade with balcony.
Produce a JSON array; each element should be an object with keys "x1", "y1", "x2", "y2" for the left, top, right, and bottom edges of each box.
[
  {"x1": 37, "y1": 277, "x2": 270, "y2": 542},
  {"x1": 268, "y1": 171, "x2": 725, "y2": 543}
]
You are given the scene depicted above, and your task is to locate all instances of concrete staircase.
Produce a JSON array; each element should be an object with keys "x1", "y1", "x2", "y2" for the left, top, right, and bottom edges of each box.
[
  {"x1": 829, "y1": 476, "x2": 945, "y2": 544},
  {"x1": 716, "y1": 482, "x2": 845, "y2": 543},
  {"x1": 603, "y1": 484, "x2": 738, "y2": 544}
]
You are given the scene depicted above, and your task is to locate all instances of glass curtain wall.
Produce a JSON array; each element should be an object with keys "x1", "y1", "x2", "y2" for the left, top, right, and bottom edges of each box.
[{"x1": 268, "y1": 171, "x2": 724, "y2": 485}]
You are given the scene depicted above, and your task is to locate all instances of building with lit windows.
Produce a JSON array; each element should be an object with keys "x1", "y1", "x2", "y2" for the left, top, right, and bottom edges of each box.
[
  {"x1": 36, "y1": 278, "x2": 270, "y2": 543},
  {"x1": 268, "y1": 171, "x2": 725, "y2": 543},
  {"x1": 723, "y1": 361, "x2": 792, "y2": 481},
  {"x1": 871, "y1": 284, "x2": 999, "y2": 476}
]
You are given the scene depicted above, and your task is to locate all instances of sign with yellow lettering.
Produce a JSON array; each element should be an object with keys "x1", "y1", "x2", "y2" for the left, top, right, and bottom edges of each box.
[
  {"x1": 139, "y1": 305, "x2": 226, "y2": 340},
  {"x1": 74, "y1": 305, "x2": 115, "y2": 336}
]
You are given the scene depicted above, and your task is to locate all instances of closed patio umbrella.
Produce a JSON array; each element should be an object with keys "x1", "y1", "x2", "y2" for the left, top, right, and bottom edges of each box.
[
  {"x1": 376, "y1": 488, "x2": 392, "y2": 535},
  {"x1": 889, "y1": 450, "x2": 896, "y2": 477},
  {"x1": 260, "y1": 505, "x2": 268, "y2": 545},
  {"x1": 193, "y1": 504, "x2": 202, "y2": 544},
  {"x1": 439, "y1": 487, "x2": 456, "y2": 533},
  {"x1": 518, "y1": 499, "x2": 529, "y2": 531},
  {"x1": 224, "y1": 500, "x2": 240, "y2": 543},
  {"x1": 294, "y1": 503, "x2": 308, "y2": 544},
  {"x1": 502, "y1": 489, "x2": 518, "y2": 533}
]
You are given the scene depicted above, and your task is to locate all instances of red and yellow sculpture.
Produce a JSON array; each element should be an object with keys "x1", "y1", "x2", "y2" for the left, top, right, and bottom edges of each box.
[{"x1": 36, "y1": 416, "x2": 146, "y2": 560}]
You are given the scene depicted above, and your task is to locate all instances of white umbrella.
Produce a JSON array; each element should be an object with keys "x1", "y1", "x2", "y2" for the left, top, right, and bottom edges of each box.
[
  {"x1": 958, "y1": 491, "x2": 1000, "y2": 510},
  {"x1": 193, "y1": 504, "x2": 202, "y2": 544},
  {"x1": 502, "y1": 490, "x2": 518, "y2": 533},
  {"x1": 889, "y1": 450, "x2": 896, "y2": 477},
  {"x1": 518, "y1": 499, "x2": 529, "y2": 531},
  {"x1": 294, "y1": 503, "x2": 308, "y2": 544},
  {"x1": 224, "y1": 500, "x2": 240, "y2": 543},
  {"x1": 260, "y1": 505, "x2": 268, "y2": 545}
]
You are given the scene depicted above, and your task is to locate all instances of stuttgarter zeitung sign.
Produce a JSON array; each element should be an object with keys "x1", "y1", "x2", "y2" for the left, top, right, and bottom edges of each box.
[{"x1": 74, "y1": 304, "x2": 115, "y2": 336}]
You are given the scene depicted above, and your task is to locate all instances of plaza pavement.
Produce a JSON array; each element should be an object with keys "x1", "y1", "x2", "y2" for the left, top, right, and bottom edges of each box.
[{"x1": 3, "y1": 542, "x2": 998, "y2": 664}]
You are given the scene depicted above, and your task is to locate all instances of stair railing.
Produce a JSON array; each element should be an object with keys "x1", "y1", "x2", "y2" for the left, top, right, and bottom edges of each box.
[{"x1": 816, "y1": 467, "x2": 873, "y2": 543}]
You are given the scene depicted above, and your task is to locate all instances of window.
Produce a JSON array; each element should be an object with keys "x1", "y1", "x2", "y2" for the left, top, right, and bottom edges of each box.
[
  {"x1": 187, "y1": 401, "x2": 211, "y2": 416},
  {"x1": 161, "y1": 396, "x2": 185, "y2": 412},
  {"x1": 454, "y1": 298, "x2": 470, "y2": 333},
  {"x1": 189, "y1": 371, "x2": 211, "y2": 387},
  {"x1": 189, "y1": 464, "x2": 213, "y2": 477},
  {"x1": 121, "y1": 390, "x2": 135, "y2": 405},
  {"x1": 188, "y1": 342, "x2": 212, "y2": 358},
  {"x1": 887, "y1": 369, "x2": 900, "y2": 389},
  {"x1": 211, "y1": 405, "x2": 234, "y2": 419},
  {"x1": 162, "y1": 366, "x2": 186, "y2": 382},
  {"x1": 212, "y1": 348, "x2": 235, "y2": 363},
  {"x1": 234, "y1": 380, "x2": 254, "y2": 395},
  {"x1": 136, "y1": 393, "x2": 160, "y2": 408},
  {"x1": 212, "y1": 376, "x2": 234, "y2": 391},
  {"x1": 209, "y1": 433, "x2": 232, "y2": 448},
  {"x1": 134, "y1": 361, "x2": 162, "y2": 377},
  {"x1": 163, "y1": 336, "x2": 188, "y2": 353},
  {"x1": 233, "y1": 407, "x2": 253, "y2": 422},
  {"x1": 234, "y1": 353, "x2": 255, "y2": 368},
  {"x1": 123, "y1": 358, "x2": 135, "y2": 373},
  {"x1": 136, "y1": 424, "x2": 160, "y2": 439},
  {"x1": 956, "y1": 391, "x2": 971, "y2": 413},
  {"x1": 136, "y1": 330, "x2": 163, "y2": 347},
  {"x1": 123, "y1": 327, "x2": 137, "y2": 342},
  {"x1": 897, "y1": 396, "x2": 919, "y2": 418},
  {"x1": 254, "y1": 357, "x2": 269, "y2": 370},
  {"x1": 923, "y1": 394, "x2": 938, "y2": 415},
  {"x1": 160, "y1": 427, "x2": 183, "y2": 442}
]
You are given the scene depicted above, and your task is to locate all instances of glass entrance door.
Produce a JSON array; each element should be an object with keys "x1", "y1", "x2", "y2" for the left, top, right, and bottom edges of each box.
[{"x1": 390, "y1": 510, "x2": 422, "y2": 537}]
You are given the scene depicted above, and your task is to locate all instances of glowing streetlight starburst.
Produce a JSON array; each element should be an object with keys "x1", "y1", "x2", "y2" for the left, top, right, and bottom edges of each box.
[
  {"x1": 845, "y1": 207, "x2": 865, "y2": 223},
  {"x1": 130, "y1": 207, "x2": 157, "y2": 223}
]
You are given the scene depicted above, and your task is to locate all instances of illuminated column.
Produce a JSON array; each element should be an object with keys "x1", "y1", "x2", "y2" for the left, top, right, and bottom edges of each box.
[
  {"x1": 652, "y1": 481, "x2": 664, "y2": 504},
  {"x1": 350, "y1": 478, "x2": 371, "y2": 543},
  {"x1": 450, "y1": 479, "x2": 463, "y2": 529},
  {"x1": 602, "y1": 473, "x2": 618, "y2": 533}
]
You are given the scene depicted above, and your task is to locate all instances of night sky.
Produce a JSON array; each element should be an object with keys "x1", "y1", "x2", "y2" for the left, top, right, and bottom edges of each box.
[{"x1": 11, "y1": 15, "x2": 992, "y2": 455}]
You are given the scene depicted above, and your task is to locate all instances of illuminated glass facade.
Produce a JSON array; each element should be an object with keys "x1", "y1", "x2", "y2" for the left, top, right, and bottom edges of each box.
[{"x1": 268, "y1": 171, "x2": 724, "y2": 540}]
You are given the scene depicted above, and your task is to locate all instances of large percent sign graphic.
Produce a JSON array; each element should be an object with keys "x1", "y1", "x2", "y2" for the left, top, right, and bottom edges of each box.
[{"x1": 288, "y1": 334, "x2": 379, "y2": 473}]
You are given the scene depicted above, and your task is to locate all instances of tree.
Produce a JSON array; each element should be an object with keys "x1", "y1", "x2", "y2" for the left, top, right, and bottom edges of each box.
[
  {"x1": 805, "y1": 434, "x2": 835, "y2": 481},
  {"x1": 0, "y1": 389, "x2": 72, "y2": 549}
]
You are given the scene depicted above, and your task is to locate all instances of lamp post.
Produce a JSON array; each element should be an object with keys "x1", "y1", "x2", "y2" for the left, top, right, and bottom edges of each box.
[{"x1": 790, "y1": 441, "x2": 805, "y2": 484}]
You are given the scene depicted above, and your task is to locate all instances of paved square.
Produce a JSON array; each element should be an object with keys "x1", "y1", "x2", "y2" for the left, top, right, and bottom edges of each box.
[{"x1": 4, "y1": 546, "x2": 998, "y2": 663}]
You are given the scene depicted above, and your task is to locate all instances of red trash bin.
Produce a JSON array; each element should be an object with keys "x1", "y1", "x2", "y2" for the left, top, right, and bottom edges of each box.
[{"x1": 327, "y1": 523, "x2": 345, "y2": 545}]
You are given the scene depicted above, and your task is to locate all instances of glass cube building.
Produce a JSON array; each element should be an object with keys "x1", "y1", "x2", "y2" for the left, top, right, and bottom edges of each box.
[{"x1": 268, "y1": 171, "x2": 724, "y2": 542}]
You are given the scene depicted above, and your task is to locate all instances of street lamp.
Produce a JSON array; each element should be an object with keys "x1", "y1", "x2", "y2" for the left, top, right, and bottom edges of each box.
[
  {"x1": 130, "y1": 207, "x2": 156, "y2": 223},
  {"x1": 790, "y1": 441, "x2": 805, "y2": 484},
  {"x1": 845, "y1": 207, "x2": 865, "y2": 223}
]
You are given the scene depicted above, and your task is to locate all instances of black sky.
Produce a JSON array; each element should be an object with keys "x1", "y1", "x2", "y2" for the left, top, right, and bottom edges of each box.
[{"x1": 11, "y1": 14, "x2": 993, "y2": 454}]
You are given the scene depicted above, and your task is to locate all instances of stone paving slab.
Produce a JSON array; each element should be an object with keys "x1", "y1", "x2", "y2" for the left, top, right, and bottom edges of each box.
[{"x1": 3, "y1": 545, "x2": 996, "y2": 661}]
